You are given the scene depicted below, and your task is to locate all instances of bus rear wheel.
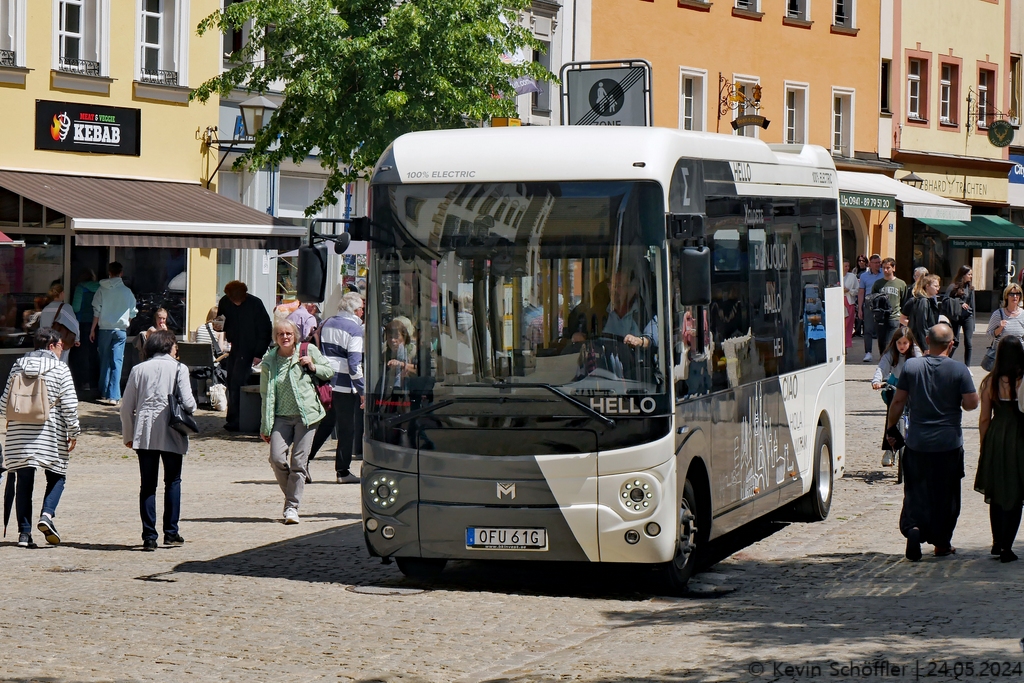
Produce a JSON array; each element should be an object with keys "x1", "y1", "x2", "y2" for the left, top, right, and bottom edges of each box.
[
  {"x1": 661, "y1": 478, "x2": 705, "y2": 594},
  {"x1": 396, "y1": 557, "x2": 447, "y2": 582},
  {"x1": 796, "y1": 425, "x2": 833, "y2": 521}
]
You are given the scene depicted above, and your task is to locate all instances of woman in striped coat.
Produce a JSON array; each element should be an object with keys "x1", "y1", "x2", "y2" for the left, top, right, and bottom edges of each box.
[{"x1": 0, "y1": 328, "x2": 80, "y2": 548}]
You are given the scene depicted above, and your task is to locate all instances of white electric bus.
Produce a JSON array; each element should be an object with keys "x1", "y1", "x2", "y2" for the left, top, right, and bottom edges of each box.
[{"x1": 358, "y1": 126, "x2": 845, "y2": 591}]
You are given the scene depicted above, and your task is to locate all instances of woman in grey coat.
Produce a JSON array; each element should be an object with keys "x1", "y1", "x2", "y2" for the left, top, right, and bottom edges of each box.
[{"x1": 120, "y1": 330, "x2": 197, "y2": 551}]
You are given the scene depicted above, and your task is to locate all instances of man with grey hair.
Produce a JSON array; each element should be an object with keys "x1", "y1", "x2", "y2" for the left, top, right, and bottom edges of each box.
[
  {"x1": 886, "y1": 323, "x2": 978, "y2": 561},
  {"x1": 308, "y1": 292, "x2": 365, "y2": 483}
]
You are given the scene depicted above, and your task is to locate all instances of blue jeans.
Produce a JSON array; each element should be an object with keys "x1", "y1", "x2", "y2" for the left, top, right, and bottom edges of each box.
[
  {"x1": 137, "y1": 450, "x2": 183, "y2": 541},
  {"x1": 13, "y1": 468, "x2": 66, "y2": 534},
  {"x1": 97, "y1": 329, "x2": 127, "y2": 400}
]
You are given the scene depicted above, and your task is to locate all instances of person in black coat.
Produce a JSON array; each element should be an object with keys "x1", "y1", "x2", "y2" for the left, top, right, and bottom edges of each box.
[
  {"x1": 946, "y1": 265, "x2": 976, "y2": 366},
  {"x1": 218, "y1": 281, "x2": 272, "y2": 431}
]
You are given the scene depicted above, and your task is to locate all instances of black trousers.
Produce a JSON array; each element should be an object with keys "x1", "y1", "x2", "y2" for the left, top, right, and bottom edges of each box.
[
  {"x1": 224, "y1": 351, "x2": 252, "y2": 429},
  {"x1": 899, "y1": 446, "x2": 964, "y2": 549},
  {"x1": 137, "y1": 450, "x2": 183, "y2": 541},
  {"x1": 990, "y1": 502, "x2": 1023, "y2": 552},
  {"x1": 950, "y1": 315, "x2": 975, "y2": 366},
  {"x1": 309, "y1": 393, "x2": 361, "y2": 475}
]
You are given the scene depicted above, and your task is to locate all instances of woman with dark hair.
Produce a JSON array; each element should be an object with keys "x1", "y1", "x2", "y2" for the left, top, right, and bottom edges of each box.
[
  {"x1": 120, "y1": 329, "x2": 196, "y2": 551},
  {"x1": 946, "y1": 266, "x2": 976, "y2": 365},
  {"x1": 976, "y1": 335, "x2": 1024, "y2": 562},
  {"x1": 0, "y1": 328, "x2": 80, "y2": 548},
  {"x1": 872, "y1": 326, "x2": 922, "y2": 467}
]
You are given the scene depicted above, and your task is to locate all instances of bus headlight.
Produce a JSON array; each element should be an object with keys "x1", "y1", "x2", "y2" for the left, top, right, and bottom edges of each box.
[
  {"x1": 368, "y1": 476, "x2": 401, "y2": 509},
  {"x1": 619, "y1": 476, "x2": 658, "y2": 513}
]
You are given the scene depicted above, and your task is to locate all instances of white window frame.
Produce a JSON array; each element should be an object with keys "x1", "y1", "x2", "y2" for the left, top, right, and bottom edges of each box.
[
  {"x1": 735, "y1": 0, "x2": 760, "y2": 10},
  {"x1": 939, "y1": 63, "x2": 953, "y2": 123},
  {"x1": 51, "y1": 0, "x2": 109, "y2": 76},
  {"x1": 0, "y1": 0, "x2": 26, "y2": 67},
  {"x1": 831, "y1": 87, "x2": 855, "y2": 157},
  {"x1": 979, "y1": 69, "x2": 990, "y2": 128},
  {"x1": 732, "y1": 74, "x2": 760, "y2": 139},
  {"x1": 907, "y1": 58, "x2": 922, "y2": 119},
  {"x1": 786, "y1": 0, "x2": 810, "y2": 21},
  {"x1": 783, "y1": 81, "x2": 809, "y2": 144},
  {"x1": 679, "y1": 67, "x2": 707, "y2": 132},
  {"x1": 833, "y1": 0, "x2": 855, "y2": 27},
  {"x1": 135, "y1": 0, "x2": 189, "y2": 86}
]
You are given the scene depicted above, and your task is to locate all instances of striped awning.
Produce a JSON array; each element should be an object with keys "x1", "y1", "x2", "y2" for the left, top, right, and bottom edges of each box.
[{"x1": 0, "y1": 171, "x2": 306, "y2": 250}]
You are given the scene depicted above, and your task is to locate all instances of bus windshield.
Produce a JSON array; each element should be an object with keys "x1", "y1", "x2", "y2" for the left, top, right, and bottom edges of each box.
[{"x1": 367, "y1": 180, "x2": 670, "y2": 421}]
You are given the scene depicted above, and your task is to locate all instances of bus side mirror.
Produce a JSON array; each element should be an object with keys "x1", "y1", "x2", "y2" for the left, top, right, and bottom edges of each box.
[
  {"x1": 680, "y1": 246, "x2": 711, "y2": 306},
  {"x1": 296, "y1": 243, "x2": 328, "y2": 303}
]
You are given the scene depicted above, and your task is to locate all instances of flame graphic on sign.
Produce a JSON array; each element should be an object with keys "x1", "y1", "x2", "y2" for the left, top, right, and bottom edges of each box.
[{"x1": 50, "y1": 112, "x2": 71, "y2": 142}]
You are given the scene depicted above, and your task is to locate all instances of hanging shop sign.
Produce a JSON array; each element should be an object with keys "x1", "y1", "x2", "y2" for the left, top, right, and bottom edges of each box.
[
  {"x1": 35, "y1": 100, "x2": 141, "y2": 156},
  {"x1": 987, "y1": 119, "x2": 1014, "y2": 148},
  {"x1": 732, "y1": 114, "x2": 770, "y2": 131}
]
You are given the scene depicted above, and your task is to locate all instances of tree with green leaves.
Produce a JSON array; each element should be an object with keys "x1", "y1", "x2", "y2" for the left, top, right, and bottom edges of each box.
[{"x1": 193, "y1": 0, "x2": 550, "y2": 215}]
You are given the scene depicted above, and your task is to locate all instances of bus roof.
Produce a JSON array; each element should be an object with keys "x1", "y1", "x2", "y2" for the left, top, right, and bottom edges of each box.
[{"x1": 373, "y1": 126, "x2": 838, "y2": 197}]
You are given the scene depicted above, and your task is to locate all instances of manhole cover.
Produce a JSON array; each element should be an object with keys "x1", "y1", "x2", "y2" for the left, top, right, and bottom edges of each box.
[{"x1": 346, "y1": 585, "x2": 425, "y2": 596}]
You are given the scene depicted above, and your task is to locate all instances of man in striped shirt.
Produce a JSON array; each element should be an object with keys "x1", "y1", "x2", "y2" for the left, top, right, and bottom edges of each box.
[{"x1": 308, "y1": 292, "x2": 365, "y2": 483}]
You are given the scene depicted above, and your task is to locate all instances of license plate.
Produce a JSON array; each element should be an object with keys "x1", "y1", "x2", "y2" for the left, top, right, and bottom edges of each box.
[{"x1": 466, "y1": 527, "x2": 548, "y2": 550}]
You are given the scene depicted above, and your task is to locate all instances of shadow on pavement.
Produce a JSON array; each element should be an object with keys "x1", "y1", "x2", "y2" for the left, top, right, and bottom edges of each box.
[
  {"x1": 170, "y1": 517, "x2": 795, "y2": 601},
  {"x1": 182, "y1": 512, "x2": 361, "y2": 524}
]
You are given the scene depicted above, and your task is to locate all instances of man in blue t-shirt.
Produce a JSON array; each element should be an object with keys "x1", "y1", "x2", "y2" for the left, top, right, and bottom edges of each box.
[
  {"x1": 857, "y1": 254, "x2": 885, "y2": 362},
  {"x1": 886, "y1": 323, "x2": 979, "y2": 561}
]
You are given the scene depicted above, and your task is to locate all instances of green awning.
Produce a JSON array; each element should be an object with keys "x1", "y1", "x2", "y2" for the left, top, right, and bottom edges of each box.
[{"x1": 917, "y1": 215, "x2": 1024, "y2": 249}]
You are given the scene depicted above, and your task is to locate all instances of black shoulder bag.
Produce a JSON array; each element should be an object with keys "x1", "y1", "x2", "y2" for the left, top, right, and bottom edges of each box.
[{"x1": 168, "y1": 363, "x2": 199, "y2": 435}]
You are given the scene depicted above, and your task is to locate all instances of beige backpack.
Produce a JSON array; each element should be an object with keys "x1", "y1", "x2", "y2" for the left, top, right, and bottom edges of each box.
[{"x1": 5, "y1": 370, "x2": 51, "y2": 424}]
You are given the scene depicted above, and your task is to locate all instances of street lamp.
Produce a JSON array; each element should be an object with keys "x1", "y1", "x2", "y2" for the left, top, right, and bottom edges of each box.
[
  {"x1": 238, "y1": 95, "x2": 278, "y2": 138},
  {"x1": 900, "y1": 171, "x2": 924, "y2": 189}
]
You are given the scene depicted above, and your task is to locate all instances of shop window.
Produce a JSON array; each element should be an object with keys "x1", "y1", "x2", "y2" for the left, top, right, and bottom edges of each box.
[
  {"x1": 907, "y1": 58, "x2": 927, "y2": 121},
  {"x1": 832, "y1": 89, "x2": 853, "y2": 157},
  {"x1": 1010, "y1": 55, "x2": 1021, "y2": 124},
  {"x1": 216, "y1": 248, "x2": 235, "y2": 297},
  {"x1": 786, "y1": 0, "x2": 808, "y2": 21},
  {"x1": 880, "y1": 59, "x2": 891, "y2": 114},
  {"x1": 733, "y1": 77, "x2": 759, "y2": 139},
  {"x1": 784, "y1": 84, "x2": 807, "y2": 144},
  {"x1": 833, "y1": 0, "x2": 853, "y2": 28},
  {"x1": 0, "y1": 0, "x2": 25, "y2": 67},
  {"x1": 679, "y1": 68, "x2": 706, "y2": 131},
  {"x1": 55, "y1": 0, "x2": 105, "y2": 76},
  {"x1": 139, "y1": 0, "x2": 186, "y2": 86},
  {"x1": 118, "y1": 247, "x2": 187, "y2": 334},
  {"x1": 0, "y1": 234, "x2": 65, "y2": 344},
  {"x1": 979, "y1": 68, "x2": 996, "y2": 128},
  {"x1": 939, "y1": 63, "x2": 958, "y2": 125}
]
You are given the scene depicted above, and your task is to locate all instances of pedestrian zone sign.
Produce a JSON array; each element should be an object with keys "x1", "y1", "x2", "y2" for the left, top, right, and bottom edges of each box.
[{"x1": 564, "y1": 65, "x2": 649, "y2": 127}]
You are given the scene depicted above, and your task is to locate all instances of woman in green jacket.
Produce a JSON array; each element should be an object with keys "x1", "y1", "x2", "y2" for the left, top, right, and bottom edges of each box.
[{"x1": 260, "y1": 319, "x2": 333, "y2": 524}]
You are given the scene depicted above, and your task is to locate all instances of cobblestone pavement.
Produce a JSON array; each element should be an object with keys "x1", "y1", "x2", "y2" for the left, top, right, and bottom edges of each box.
[{"x1": 2, "y1": 360, "x2": 1022, "y2": 683}]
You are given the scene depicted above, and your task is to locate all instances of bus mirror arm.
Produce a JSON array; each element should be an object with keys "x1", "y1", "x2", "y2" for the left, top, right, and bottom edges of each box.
[{"x1": 668, "y1": 214, "x2": 705, "y2": 241}]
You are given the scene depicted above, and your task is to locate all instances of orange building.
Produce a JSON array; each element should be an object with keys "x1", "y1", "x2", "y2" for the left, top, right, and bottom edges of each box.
[{"x1": 570, "y1": 0, "x2": 894, "y2": 261}]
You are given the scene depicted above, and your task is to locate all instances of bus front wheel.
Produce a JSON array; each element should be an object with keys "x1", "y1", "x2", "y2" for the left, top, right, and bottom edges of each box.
[
  {"x1": 662, "y1": 478, "x2": 705, "y2": 594},
  {"x1": 396, "y1": 557, "x2": 447, "y2": 582}
]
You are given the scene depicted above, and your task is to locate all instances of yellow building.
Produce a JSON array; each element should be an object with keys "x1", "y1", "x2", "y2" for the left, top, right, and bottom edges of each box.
[
  {"x1": 0, "y1": 0, "x2": 303, "y2": 382},
  {"x1": 888, "y1": 0, "x2": 1017, "y2": 295}
]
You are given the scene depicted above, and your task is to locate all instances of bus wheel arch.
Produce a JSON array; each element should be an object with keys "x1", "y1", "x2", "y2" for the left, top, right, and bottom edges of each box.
[
  {"x1": 662, "y1": 457, "x2": 712, "y2": 594},
  {"x1": 796, "y1": 415, "x2": 833, "y2": 521}
]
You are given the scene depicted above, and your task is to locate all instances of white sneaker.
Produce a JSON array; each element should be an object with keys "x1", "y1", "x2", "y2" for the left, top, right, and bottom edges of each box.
[
  {"x1": 283, "y1": 508, "x2": 300, "y2": 524},
  {"x1": 862, "y1": 353, "x2": 873, "y2": 363}
]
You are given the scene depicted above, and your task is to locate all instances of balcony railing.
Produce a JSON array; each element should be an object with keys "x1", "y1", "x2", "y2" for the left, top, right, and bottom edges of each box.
[
  {"x1": 58, "y1": 57, "x2": 101, "y2": 76},
  {"x1": 0, "y1": 49, "x2": 15, "y2": 67},
  {"x1": 140, "y1": 68, "x2": 179, "y2": 86}
]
